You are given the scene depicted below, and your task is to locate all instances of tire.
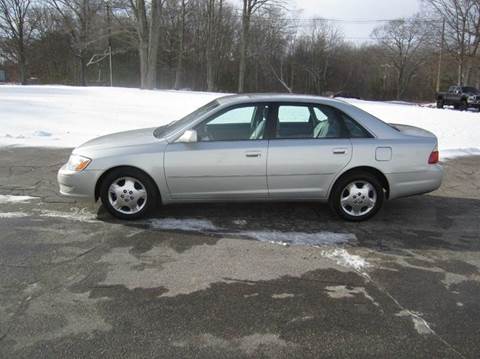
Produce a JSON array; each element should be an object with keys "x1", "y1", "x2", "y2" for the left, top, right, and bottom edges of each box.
[
  {"x1": 329, "y1": 171, "x2": 385, "y2": 222},
  {"x1": 436, "y1": 100, "x2": 444, "y2": 109},
  {"x1": 460, "y1": 100, "x2": 468, "y2": 111},
  {"x1": 99, "y1": 167, "x2": 158, "y2": 220}
]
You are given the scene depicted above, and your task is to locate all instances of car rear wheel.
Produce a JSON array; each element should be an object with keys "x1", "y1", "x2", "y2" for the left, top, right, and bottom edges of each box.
[
  {"x1": 460, "y1": 100, "x2": 468, "y2": 111},
  {"x1": 436, "y1": 100, "x2": 444, "y2": 109},
  {"x1": 100, "y1": 168, "x2": 158, "y2": 220},
  {"x1": 329, "y1": 171, "x2": 384, "y2": 221}
]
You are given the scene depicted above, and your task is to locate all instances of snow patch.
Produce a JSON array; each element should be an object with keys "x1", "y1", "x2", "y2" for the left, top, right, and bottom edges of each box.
[
  {"x1": 325, "y1": 285, "x2": 380, "y2": 307},
  {"x1": 38, "y1": 208, "x2": 99, "y2": 223},
  {"x1": 0, "y1": 195, "x2": 37, "y2": 204},
  {"x1": 233, "y1": 219, "x2": 248, "y2": 226},
  {"x1": 0, "y1": 212, "x2": 29, "y2": 218},
  {"x1": 321, "y1": 248, "x2": 369, "y2": 271},
  {"x1": 271, "y1": 293, "x2": 295, "y2": 299},
  {"x1": 238, "y1": 231, "x2": 356, "y2": 246},
  {"x1": 148, "y1": 218, "x2": 219, "y2": 232},
  {"x1": 32, "y1": 130, "x2": 52, "y2": 137},
  {"x1": 441, "y1": 148, "x2": 480, "y2": 159},
  {"x1": 147, "y1": 218, "x2": 356, "y2": 247},
  {"x1": 396, "y1": 310, "x2": 434, "y2": 335}
]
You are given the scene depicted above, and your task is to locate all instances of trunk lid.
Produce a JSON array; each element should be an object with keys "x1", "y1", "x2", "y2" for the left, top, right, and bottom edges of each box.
[{"x1": 389, "y1": 123, "x2": 436, "y2": 138}]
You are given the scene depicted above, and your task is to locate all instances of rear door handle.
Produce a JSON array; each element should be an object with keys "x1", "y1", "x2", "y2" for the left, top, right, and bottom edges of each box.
[
  {"x1": 245, "y1": 151, "x2": 261, "y2": 158},
  {"x1": 332, "y1": 148, "x2": 347, "y2": 155}
]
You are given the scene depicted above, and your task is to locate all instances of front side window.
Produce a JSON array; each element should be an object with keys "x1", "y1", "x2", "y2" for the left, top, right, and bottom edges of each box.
[{"x1": 196, "y1": 104, "x2": 269, "y2": 141}]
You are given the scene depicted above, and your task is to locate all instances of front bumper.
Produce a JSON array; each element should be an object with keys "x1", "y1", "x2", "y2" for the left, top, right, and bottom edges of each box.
[{"x1": 57, "y1": 165, "x2": 101, "y2": 199}]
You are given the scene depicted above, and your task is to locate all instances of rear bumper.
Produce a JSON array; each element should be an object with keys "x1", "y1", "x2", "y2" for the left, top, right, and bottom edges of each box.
[
  {"x1": 57, "y1": 165, "x2": 101, "y2": 199},
  {"x1": 387, "y1": 165, "x2": 443, "y2": 200}
]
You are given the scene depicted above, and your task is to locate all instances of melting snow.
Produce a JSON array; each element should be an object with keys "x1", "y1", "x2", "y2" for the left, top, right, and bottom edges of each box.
[
  {"x1": 396, "y1": 310, "x2": 434, "y2": 335},
  {"x1": 0, "y1": 212, "x2": 29, "y2": 218},
  {"x1": 147, "y1": 218, "x2": 357, "y2": 247},
  {"x1": 38, "y1": 208, "x2": 99, "y2": 223},
  {"x1": 321, "y1": 248, "x2": 369, "y2": 271},
  {"x1": 0, "y1": 195, "x2": 37, "y2": 204},
  {"x1": 238, "y1": 231, "x2": 356, "y2": 246},
  {"x1": 148, "y1": 218, "x2": 219, "y2": 232}
]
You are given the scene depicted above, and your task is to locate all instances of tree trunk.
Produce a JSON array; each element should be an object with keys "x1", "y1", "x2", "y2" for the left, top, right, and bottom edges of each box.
[
  {"x1": 18, "y1": 40, "x2": 27, "y2": 85},
  {"x1": 238, "y1": 7, "x2": 250, "y2": 93},
  {"x1": 134, "y1": 0, "x2": 162, "y2": 90},
  {"x1": 174, "y1": 0, "x2": 186, "y2": 90},
  {"x1": 205, "y1": 0, "x2": 215, "y2": 91},
  {"x1": 458, "y1": 60, "x2": 464, "y2": 86},
  {"x1": 138, "y1": 43, "x2": 147, "y2": 88},
  {"x1": 79, "y1": 52, "x2": 87, "y2": 86}
]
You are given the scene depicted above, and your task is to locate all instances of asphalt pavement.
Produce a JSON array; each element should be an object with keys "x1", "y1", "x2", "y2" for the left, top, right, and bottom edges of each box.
[{"x1": 0, "y1": 147, "x2": 479, "y2": 358}]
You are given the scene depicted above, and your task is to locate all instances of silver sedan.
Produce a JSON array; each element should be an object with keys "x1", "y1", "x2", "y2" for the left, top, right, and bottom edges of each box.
[{"x1": 57, "y1": 94, "x2": 443, "y2": 221}]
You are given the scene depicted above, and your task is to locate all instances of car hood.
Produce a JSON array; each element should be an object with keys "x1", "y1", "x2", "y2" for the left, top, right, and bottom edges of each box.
[{"x1": 75, "y1": 127, "x2": 159, "y2": 152}]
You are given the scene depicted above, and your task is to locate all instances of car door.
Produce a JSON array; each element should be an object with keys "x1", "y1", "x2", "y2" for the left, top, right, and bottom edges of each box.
[
  {"x1": 267, "y1": 103, "x2": 353, "y2": 199},
  {"x1": 164, "y1": 103, "x2": 270, "y2": 200}
]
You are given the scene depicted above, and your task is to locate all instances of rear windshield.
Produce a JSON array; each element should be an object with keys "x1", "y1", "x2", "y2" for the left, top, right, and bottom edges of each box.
[{"x1": 154, "y1": 100, "x2": 220, "y2": 138}]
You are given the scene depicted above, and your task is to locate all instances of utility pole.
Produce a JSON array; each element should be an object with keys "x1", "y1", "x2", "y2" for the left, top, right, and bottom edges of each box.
[
  {"x1": 106, "y1": 0, "x2": 113, "y2": 87},
  {"x1": 436, "y1": 17, "x2": 446, "y2": 93}
]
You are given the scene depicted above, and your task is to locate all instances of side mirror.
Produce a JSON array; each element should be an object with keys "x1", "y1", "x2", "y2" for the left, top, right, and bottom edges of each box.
[{"x1": 176, "y1": 129, "x2": 197, "y2": 143}]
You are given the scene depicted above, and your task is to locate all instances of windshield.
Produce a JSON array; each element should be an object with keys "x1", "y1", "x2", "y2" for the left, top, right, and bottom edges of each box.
[{"x1": 154, "y1": 100, "x2": 220, "y2": 138}]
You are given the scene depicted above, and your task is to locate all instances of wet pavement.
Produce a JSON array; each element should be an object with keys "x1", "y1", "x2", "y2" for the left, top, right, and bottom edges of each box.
[{"x1": 0, "y1": 147, "x2": 479, "y2": 358}]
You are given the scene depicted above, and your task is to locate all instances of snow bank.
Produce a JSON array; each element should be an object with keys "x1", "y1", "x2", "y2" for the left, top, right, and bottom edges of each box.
[
  {"x1": 1, "y1": 85, "x2": 479, "y2": 158},
  {"x1": 0, "y1": 85, "x2": 220, "y2": 148},
  {"x1": 344, "y1": 98, "x2": 480, "y2": 158}
]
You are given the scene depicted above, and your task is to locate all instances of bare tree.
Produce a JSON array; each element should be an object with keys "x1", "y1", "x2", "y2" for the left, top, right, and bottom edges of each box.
[
  {"x1": 426, "y1": 0, "x2": 480, "y2": 85},
  {"x1": 294, "y1": 21, "x2": 342, "y2": 95},
  {"x1": 204, "y1": 0, "x2": 223, "y2": 91},
  {"x1": 48, "y1": 0, "x2": 104, "y2": 86},
  {"x1": 373, "y1": 16, "x2": 431, "y2": 99},
  {"x1": 0, "y1": 0, "x2": 34, "y2": 84},
  {"x1": 237, "y1": 0, "x2": 274, "y2": 92},
  {"x1": 173, "y1": 0, "x2": 187, "y2": 89},
  {"x1": 128, "y1": 0, "x2": 165, "y2": 89}
]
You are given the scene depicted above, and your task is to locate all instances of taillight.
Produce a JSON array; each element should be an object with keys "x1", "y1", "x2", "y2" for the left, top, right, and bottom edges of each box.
[{"x1": 428, "y1": 150, "x2": 439, "y2": 164}]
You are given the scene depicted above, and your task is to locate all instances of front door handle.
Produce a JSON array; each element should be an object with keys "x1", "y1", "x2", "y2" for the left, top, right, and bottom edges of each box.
[
  {"x1": 332, "y1": 148, "x2": 347, "y2": 155},
  {"x1": 245, "y1": 151, "x2": 261, "y2": 158}
]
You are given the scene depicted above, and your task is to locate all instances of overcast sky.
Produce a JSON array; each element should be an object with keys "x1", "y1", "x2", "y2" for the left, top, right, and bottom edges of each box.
[{"x1": 292, "y1": 0, "x2": 422, "y2": 43}]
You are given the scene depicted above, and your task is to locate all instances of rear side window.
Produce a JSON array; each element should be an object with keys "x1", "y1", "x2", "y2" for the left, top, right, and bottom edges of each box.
[
  {"x1": 341, "y1": 113, "x2": 372, "y2": 138},
  {"x1": 274, "y1": 104, "x2": 342, "y2": 139}
]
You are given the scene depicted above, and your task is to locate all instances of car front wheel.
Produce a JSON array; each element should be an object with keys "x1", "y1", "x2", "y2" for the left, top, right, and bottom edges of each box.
[
  {"x1": 330, "y1": 172, "x2": 384, "y2": 221},
  {"x1": 100, "y1": 168, "x2": 158, "y2": 220}
]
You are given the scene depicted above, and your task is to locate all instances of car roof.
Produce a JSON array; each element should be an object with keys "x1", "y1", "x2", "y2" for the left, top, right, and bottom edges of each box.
[{"x1": 215, "y1": 93, "x2": 347, "y2": 106}]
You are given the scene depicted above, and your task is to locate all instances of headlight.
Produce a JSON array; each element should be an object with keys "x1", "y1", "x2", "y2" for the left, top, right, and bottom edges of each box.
[{"x1": 66, "y1": 154, "x2": 91, "y2": 172}]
